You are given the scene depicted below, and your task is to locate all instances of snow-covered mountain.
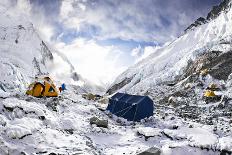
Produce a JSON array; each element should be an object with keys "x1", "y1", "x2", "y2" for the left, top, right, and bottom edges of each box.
[
  {"x1": 107, "y1": 0, "x2": 232, "y2": 97},
  {"x1": 106, "y1": 2, "x2": 232, "y2": 142},
  {"x1": 0, "y1": 1, "x2": 232, "y2": 155},
  {"x1": 0, "y1": 2, "x2": 102, "y2": 94}
]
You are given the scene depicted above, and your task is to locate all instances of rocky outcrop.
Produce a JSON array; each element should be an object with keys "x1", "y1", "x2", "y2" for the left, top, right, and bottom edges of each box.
[
  {"x1": 181, "y1": 50, "x2": 232, "y2": 81},
  {"x1": 206, "y1": 0, "x2": 232, "y2": 20},
  {"x1": 185, "y1": 0, "x2": 232, "y2": 32},
  {"x1": 184, "y1": 17, "x2": 207, "y2": 32},
  {"x1": 106, "y1": 76, "x2": 134, "y2": 95},
  {"x1": 137, "y1": 147, "x2": 161, "y2": 155}
]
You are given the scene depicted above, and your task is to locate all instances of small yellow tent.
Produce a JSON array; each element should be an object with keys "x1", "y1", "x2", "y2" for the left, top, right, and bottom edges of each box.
[
  {"x1": 26, "y1": 76, "x2": 59, "y2": 97},
  {"x1": 200, "y1": 69, "x2": 209, "y2": 76},
  {"x1": 204, "y1": 90, "x2": 216, "y2": 97}
]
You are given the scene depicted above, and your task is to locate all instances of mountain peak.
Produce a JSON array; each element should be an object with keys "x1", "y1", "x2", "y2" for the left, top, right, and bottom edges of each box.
[
  {"x1": 206, "y1": 0, "x2": 232, "y2": 20},
  {"x1": 185, "y1": 0, "x2": 232, "y2": 32}
]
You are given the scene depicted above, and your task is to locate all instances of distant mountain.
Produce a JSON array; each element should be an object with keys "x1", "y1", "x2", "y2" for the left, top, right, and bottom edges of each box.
[
  {"x1": 106, "y1": 0, "x2": 232, "y2": 123},
  {"x1": 0, "y1": 2, "x2": 102, "y2": 94},
  {"x1": 107, "y1": 0, "x2": 232, "y2": 98}
]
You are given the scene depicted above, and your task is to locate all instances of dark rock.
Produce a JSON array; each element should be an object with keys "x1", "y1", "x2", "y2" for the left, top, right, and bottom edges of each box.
[
  {"x1": 90, "y1": 117, "x2": 108, "y2": 128},
  {"x1": 65, "y1": 129, "x2": 74, "y2": 134},
  {"x1": 220, "y1": 149, "x2": 232, "y2": 155},
  {"x1": 185, "y1": 17, "x2": 207, "y2": 32},
  {"x1": 207, "y1": 0, "x2": 231, "y2": 20},
  {"x1": 41, "y1": 41, "x2": 54, "y2": 61},
  {"x1": 172, "y1": 125, "x2": 178, "y2": 129},
  {"x1": 166, "y1": 83, "x2": 176, "y2": 86},
  {"x1": 162, "y1": 131, "x2": 173, "y2": 140},
  {"x1": 137, "y1": 147, "x2": 161, "y2": 155},
  {"x1": 19, "y1": 133, "x2": 32, "y2": 139},
  {"x1": 106, "y1": 76, "x2": 134, "y2": 95},
  {"x1": 181, "y1": 50, "x2": 232, "y2": 81},
  {"x1": 18, "y1": 25, "x2": 25, "y2": 30},
  {"x1": 170, "y1": 117, "x2": 175, "y2": 120},
  {"x1": 20, "y1": 152, "x2": 27, "y2": 155},
  {"x1": 116, "y1": 119, "x2": 122, "y2": 124},
  {"x1": 189, "y1": 125, "x2": 193, "y2": 128},
  {"x1": 37, "y1": 151, "x2": 48, "y2": 154},
  {"x1": 213, "y1": 127, "x2": 217, "y2": 132},
  {"x1": 3, "y1": 105, "x2": 14, "y2": 112},
  {"x1": 38, "y1": 116, "x2": 45, "y2": 120},
  {"x1": 185, "y1": 0, "x2": 232, "y2": 32},
  {"x1": 71, "y1": 72, "x2": 80, "y2": 81}
]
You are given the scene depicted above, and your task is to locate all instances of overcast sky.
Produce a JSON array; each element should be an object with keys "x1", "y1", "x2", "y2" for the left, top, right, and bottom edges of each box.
[{"x1": 9, "y1": 0, "x2": 221, "y2": 86}]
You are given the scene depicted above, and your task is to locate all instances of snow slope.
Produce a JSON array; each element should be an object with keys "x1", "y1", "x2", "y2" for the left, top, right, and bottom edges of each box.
[
  {"x1": 0, "y1": 4, "x2": 49, "y2": 92},
  {"x1": 0, "y1": 91, "x2": 231, "y2": 155},
  {"x1": 107, "y1": 0, "x2": 232, "y2": 95},
  {"x1": 0, "y1": 1, "x2": 231, "y2": 155}
]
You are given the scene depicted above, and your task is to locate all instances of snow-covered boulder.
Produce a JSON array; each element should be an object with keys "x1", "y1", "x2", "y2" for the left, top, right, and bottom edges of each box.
[
  {"x1": 163, "y1": 127, "x2": 218, "y2": 149},
  {"x1": 137, "y1": 127, "x2": 162, "y2": 137},
  {"x1": 218, "y1": 136, "x2": 232, "y2": 151},
  {"x1": 6, "y1": 117, "x2": 42, "y2": 139}
]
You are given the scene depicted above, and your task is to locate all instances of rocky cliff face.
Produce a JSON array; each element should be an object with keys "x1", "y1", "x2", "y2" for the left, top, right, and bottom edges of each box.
[
  {"x1": 207, "y1": 0, "x2": 232, "y2": 20},
  {"x1": 0, "y1": 20, "x2": 52, "y2": 92},
  {"x1": 185, "y1": 0, "x2": 232, "y2": 32}
]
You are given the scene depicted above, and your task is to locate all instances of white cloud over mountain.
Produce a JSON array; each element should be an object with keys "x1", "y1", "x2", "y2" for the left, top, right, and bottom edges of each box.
[
  {"x1": 55, "y1": 38, "x2": 127, "y2": 86},
  {"x1": 2, "y1": 0, "x2": 221, "y2": 87}
]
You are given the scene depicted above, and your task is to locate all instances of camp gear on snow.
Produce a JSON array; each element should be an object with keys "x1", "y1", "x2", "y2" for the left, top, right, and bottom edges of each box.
[
  {"x1": 209, "y1": 83, "x2": 217, "y2": 89},
  {"x1": 90, "y1": 117, "x2": 108, "y2": 128},
  {"x1": 61, "y1": 83, "x2": 66, "y2": 91},
  {"x1": 203, "y1": 89, "x2": 221, "y2": 103},
  {"x1": 59, "y1": 87, "x2": 62, "y2": 93},
  {"x1": 82, "y1": 93, "x2": 102, "y2": 101},
  {"x1": 26, "y1": 76, "x2": 59, "y2": 97},
  {"x1": 200, "y1": 69, "x2": 209, "y2": 76},
  {"x1": 207, "y1": 83, "x2": 220, "y2": 91},
  {"x1": 82, "y1": 93, "x2": 95, "y2": 100},
  {"x1": 106, "y1": 93, "x2": 154, "y2": 122},
  {"x1": 204, "y1": 90, "x2": 216, "y2": 97},
  {"x1": 98, "y1": 97, "x2": 109, "y2": 104}
]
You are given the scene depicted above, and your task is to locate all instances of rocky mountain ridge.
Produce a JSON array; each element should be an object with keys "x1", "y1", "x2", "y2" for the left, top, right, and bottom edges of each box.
[{"x1": 185, "y1": 0, "x2": 232, "y2": 32}]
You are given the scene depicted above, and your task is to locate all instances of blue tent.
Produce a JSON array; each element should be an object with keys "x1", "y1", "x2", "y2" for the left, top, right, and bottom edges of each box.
[{"x1": 106, "y1": 93, "x2": 154, "y2": 121}]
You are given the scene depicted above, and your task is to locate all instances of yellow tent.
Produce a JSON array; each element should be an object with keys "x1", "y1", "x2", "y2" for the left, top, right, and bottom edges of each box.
[
  {"x1": 200, "y1": 69, "x2": 209, "y2": 76},
  {"x1": 204, "y1": 90, "x2": 216, "y2": 97},
  {"x1": 26, "y1": 76, "x2": 59, "y2": 97}
]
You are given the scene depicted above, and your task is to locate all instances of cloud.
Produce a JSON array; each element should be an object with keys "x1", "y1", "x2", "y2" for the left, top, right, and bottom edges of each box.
[
  {"x1": 2, "y1": 0, "x2": 55, "y2": 42},
  {"x1": 55, "y1": 38, "x2": 127, "y2": 86},
  {"x1": 57, "y1": 0, "x2": 221, "y2": 43},
  {"x1": 4, "y1": 0, "x2": 221, "y2": 86},
  {"x1": 16, "y1": 0, "x2": 31, "y2": 14},
  {"x1": 131, "y1": 45, "x2": 142, "y2": 57},
  {"x1": 131, "y1": 45, "x2": 162, "y2": 63},
  {"x1": 10, "y1": 0, "x2": 221, "y2": 43}
]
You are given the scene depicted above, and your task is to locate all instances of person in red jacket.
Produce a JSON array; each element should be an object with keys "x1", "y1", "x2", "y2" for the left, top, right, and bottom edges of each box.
[{"x1": 59, "y1": 87, "x2": 62, "y2": 93}]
